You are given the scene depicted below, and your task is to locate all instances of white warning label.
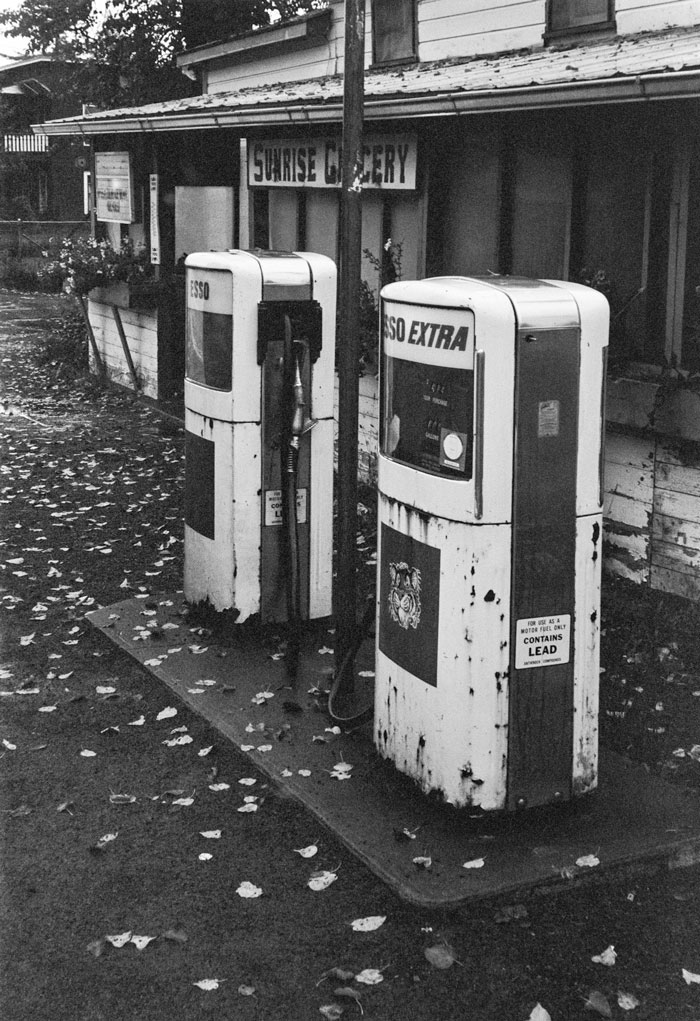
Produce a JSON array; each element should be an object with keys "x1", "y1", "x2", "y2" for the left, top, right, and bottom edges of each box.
[
  {"x1": 265, "y1": 488, "x2": 307, "y2": 526},
  {"x1": 515, "y1": 613, "x2": 571, "y2": 670}
]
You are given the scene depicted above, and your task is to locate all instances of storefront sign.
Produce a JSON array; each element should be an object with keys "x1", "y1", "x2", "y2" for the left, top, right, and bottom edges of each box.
[
  {"x1": 248, "y1": 134, "x2": 416, "y2": 190},
  {"x1": 95, "y1": 151, "x2": 133, "y2": 223}
]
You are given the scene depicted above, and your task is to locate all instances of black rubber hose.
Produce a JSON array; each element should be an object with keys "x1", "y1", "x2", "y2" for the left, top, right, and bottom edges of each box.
[{"x1": 327, "y1": 594, "x2": 375, "y2": 725}]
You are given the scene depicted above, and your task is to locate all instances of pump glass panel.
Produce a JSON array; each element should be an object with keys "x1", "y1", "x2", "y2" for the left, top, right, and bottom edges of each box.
[
  {"x1": 186, "y1": 269, "x2": 233, "y2": 390},
  {"x1": 381, "y1": 300, "x2": 475, "y2": 478}
]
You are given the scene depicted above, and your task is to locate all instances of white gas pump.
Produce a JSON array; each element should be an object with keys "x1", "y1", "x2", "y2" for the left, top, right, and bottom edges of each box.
[
  {"x1": 183, "y1": 250, "x2": 336, "y2": 625},
  {"x1": 374, "y1": 277, "x2": 608, "y2": 811}
]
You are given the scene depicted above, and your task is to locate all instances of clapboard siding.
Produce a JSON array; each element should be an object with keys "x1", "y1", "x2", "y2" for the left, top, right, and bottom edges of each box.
[
  {"x1": 206, "y1": 0, "x2": 700, "y2": 94},
  {"x1": 207, "y1": 1, "x2": 345, "y2": 92},
  {"x1": 418, "y1": 0, "x2": 545, "y2": 59},
  {"x1": 603, "y1": 432, "x2": 653, "y2": 582},
  {"x1": 617, "y1": 0, "x2": 700, "y2": 33},
  {"x1": 87, "y1": 300, "x2": 158, "y2": 399}
]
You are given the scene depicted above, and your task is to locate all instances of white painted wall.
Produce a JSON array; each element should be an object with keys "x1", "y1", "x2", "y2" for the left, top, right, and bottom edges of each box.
[
  {"x1": 87, "y1": 295, "x2": 159, "y2": 399},
  {"x1": 205, "y1": 0, "x2": 700, "y2": 94}
]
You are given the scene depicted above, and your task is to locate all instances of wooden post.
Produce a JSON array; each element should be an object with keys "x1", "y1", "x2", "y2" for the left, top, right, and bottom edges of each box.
[
  {"x1": 76, "y1": 294, "x2": 105, "y2": 378},
  {"x1": 111, "y1": 304, "x2": 141, "y2": 391},
  {"x1": 335, "y1": 0, "x2": 365, "y2": 675}
]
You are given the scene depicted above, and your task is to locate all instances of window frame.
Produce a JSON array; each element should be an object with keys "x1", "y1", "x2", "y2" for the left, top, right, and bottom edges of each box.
[
  {"x1": 371, "y1": 0, "x2": 417, "y2": 68},
  {"x1": 545, "y1": 0, "x2": 615, "y2": 40}
]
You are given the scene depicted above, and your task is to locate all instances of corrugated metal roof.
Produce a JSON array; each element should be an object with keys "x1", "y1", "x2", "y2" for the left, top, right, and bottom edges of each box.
[{"x1": 38, "y1": 24, "x2": 700, "y2": 135}]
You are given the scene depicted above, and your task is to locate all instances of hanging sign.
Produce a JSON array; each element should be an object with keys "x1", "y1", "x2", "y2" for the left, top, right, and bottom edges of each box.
[
  {"x1": 149, "y1": 174, "x2": 160, "y2": 264},
  {"x1": 248, "y1": 134, "x2": 416, "y2": 190},
  {"x1": 94, "y1": 151, "x2": 134, "y2": 223}
]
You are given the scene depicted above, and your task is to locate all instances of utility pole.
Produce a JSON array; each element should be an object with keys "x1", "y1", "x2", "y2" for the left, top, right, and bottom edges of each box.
[{"x1": 335, "y1": 0, "x2": 365, "y2": 679}]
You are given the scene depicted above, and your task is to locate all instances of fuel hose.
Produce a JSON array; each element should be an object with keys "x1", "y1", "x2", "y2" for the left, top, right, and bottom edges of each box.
[
  {"x1": 327, "y1": 593, "x2": 375, "y2": 726},
  {"x1": 282, "y1": 314, "x2": 303, "y2": 682}
]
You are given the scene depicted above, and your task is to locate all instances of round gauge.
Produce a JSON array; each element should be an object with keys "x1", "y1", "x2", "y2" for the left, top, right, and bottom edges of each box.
[{"x1": 442, "y1": 432, "x2": 464, "y2": 461}]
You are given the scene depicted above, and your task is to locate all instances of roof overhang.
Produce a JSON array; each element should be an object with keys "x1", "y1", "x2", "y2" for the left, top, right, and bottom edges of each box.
[
  {"x1": 177, "y1": 8, "x2": 332, "y2": 71},
  {"x1": 34, "y1": 27, "x2": 700, "y2": 138}
]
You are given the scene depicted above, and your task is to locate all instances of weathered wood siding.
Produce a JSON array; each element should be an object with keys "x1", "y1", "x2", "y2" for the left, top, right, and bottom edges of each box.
[
  {"x1": 417, "y1": 0, "x2": 545, "y2": 61},
  {"x1": 206, "y1": 0, "x2": 700, "y2": 94},
  {"x1": 87, "y1": 299, "x2": 159, "y2": 399},
  {"x1": 603, "y1": 432, "x2": 654, "y2": 583}
]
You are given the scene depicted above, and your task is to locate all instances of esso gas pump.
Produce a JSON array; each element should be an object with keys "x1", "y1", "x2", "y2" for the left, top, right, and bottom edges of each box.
[
  {"x1": 374, "y1": 277, "x2": 608, "y2": 811},
  {"x1": 183, "y1": 250, "x2": 336, "y2": 626}
]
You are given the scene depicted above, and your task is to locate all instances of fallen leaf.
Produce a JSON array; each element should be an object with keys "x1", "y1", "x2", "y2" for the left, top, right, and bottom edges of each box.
[
  {"x1": 209, "y1": 782, "x2": 230, "y2": 791},
  {"x1": 413, "y1": 855, "x2": 432, "y2": 869},
  {"x1": 617, "y1": 991, "x2": 640, "y2": 1011},
  {"x1": 95, "y1": 832, "x2": 118, "y2": 849},
  {"x1": 528, "y1": 1006, "x2": 552, "y2": 1021},
  {"x1": 193, "y1": 979, "x2": 225, "y2": 991},
  {"x1": 584, "y1": 990, "x2": 612, "y2": 1017},
  {"x1": 239, "y1": 777, "x2": 257, "y2": 786},
  {"x1": 355, "y1": 968, "x2": 384, "y2": 985},
  {"x1": 80, "y1": 749, "x2": 97, "y2": 757},
  {"x1": 238, "y1": 985, "x2": 256, "y2": 996},
  {"x1": 591, "y1": 945, "x2": 617, "y2": 966},
  {"x1": 56, "y1": 800, "x2": 75, "y2": 814},
  {"x1": 109, "y1": 792, "x2": 136, "y2": 805},
  {"x1": 86, "y1": 937, "x2": 107, "y2": 957},
  {"x1": 156, "y1": 706, "x2": 177, "y2": 720},
  {"x1": 308, "y1": 870, "x2": 338, "y2": 891},
  {"x1": 350, "y1": 915, "x2": 386, "y2": 932},
  {"x1": 424, "y1": 943, "x2": 457, "y2": 969},
  {"x1": 236, "y1": 881, "x2": 263, "y2": 898},
  {"x1": 161, "y1": 928, "x2": 188, "y2": 943},
  {"x1": 319, "y1": 1006, "x2": 344, "y2": 1019},
  {"x1": 5, "y1": 804, "x2": 31, "y2": 817},
  {"x1": 317, "y1": 967, "x2": 355, "y2": 985},
  {"x1": 105, "y1": 931, "x2": 132, "y2": 948},
  {"x1": 462, "y1": 857, "x2": 485, "y2": 869},
  {"x1": 576, "y1": 854, "x2": 600, "y2": 868},
  {"x1": 162, "y1": 735, "x2": 193, "y2": 747},
  {"x1": 294, "y1": 845, "x2": 318, "y2": 859},
  {"x1": 333, "y1": 987, "x2": 363, "y2": 1013},
  {"x1": 682, "y1": 968, "x2": 700, "y2": 984},
  {"x1": 131, "y1": 935, "x2": 156, "y2": 950},
  {"x1": 200, "y1": 829, "x2": 221, "y2": 839}
]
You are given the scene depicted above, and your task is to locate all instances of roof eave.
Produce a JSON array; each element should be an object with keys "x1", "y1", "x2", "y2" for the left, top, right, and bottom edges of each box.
[{"x1": 33, "y1": 69, "x2": 700, "y2": 137}]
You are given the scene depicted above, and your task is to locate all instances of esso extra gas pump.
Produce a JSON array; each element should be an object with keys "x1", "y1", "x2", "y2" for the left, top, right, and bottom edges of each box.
[
  {"x1": 183, "y1": 250, "x2": 336, "y2": 626},
  {"x1": 374, "y1": 277, "x2": 608, "y2": 811}
]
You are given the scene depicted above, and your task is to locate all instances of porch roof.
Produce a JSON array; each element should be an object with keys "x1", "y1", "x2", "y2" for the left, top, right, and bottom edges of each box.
[{"x1": 36, "y1": 24, "x2": 700, "y2": 136}]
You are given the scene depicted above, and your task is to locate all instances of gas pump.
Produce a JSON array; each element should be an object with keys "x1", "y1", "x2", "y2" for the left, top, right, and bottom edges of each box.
[
  {"x1": 374, "y1": 277, "x2": 608, "y2": 811},
  {"x1": 183, "y1": 250, "x2": 336, "y2": 627}
]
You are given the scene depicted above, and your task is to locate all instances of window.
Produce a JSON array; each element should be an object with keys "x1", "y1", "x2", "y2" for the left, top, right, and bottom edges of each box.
[
  {"x1": 547, "y1": 0, "x2": 614, "y2": 36},
  {"x1": 372, "y1": 0, "x2": 416, "y2": 66}
]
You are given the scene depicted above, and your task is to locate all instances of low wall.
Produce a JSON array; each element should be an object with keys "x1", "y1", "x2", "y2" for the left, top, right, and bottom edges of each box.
[{"x1": 87, "y1": 286, "x2": 158, "y2": 399}]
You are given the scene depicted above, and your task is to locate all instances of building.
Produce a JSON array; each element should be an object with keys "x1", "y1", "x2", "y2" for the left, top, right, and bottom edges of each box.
[
  {"x1": 36, "y1": 0, "x2": 700, "y2": 600},
  {"x1": 0, "y1": 55, "x2": 86, "y2": 220}
]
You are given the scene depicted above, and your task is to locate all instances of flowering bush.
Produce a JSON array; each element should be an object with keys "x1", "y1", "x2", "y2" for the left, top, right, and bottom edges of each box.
[{"x1": 39, "y1": 235, "x2": 152, "y2": 296}]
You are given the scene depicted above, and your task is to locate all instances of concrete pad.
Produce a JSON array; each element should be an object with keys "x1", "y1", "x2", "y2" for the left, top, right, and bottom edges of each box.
[{"x1": 88, "y1": 594, "x2": 700, "y2": 908}]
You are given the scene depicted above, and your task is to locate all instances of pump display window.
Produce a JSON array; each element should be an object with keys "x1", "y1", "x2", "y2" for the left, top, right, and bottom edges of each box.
[{"x1": 381, "y1": 356, "x2": 474, "y2": 478}]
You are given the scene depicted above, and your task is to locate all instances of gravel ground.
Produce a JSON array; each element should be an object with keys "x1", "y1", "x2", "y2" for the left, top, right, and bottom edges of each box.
[{"x1": 2, "y1": 290, "x2": 700, "y2": 1021}]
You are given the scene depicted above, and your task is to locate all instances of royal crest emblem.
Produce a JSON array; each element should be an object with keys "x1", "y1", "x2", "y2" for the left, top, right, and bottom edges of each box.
[{"x1": 388, "y1": 561, "x2": 421, "y2": 630}]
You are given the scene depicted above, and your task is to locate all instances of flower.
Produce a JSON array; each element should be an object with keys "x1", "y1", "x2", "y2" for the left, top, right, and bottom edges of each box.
[{"x1": 38, "y1": 235, "x2": 152, "y2": 296}]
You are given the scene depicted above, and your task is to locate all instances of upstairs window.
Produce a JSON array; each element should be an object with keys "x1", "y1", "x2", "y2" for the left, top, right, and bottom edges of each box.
[
  {"x1": 372, "y1": 0, "x2": 416, "y2": 66},
  {"x1": 547, "y1": 0, "x2": 614, "y2": 36}
]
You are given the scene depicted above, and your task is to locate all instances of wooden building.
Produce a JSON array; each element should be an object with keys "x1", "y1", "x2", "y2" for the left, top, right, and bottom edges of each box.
[{"x1": 36, "y1": 0, "x2": 700, "y2": 600}]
